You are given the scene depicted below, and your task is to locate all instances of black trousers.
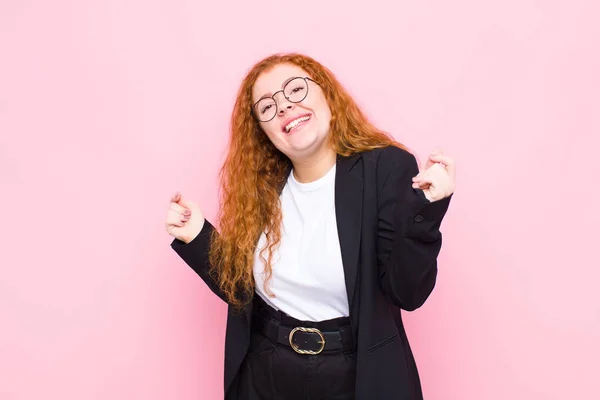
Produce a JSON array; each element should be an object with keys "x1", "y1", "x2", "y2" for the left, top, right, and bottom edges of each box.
[{"x1": 238, "y1": 297, "x2": 357, "y2": 400}]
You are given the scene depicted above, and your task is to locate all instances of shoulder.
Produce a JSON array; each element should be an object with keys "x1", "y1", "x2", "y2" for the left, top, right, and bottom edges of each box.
[{"x1": 360, "y1": 145, "x2": 419, "y2": 176}]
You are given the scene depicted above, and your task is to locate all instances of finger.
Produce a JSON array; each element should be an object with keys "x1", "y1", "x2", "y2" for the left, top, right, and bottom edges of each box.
[
  {"x1": 167, "y1": 217, "x2": 185, "y2": 228},
  {"x1": 413, "y1": 167, "x2": 430, "y2": 183},
  {"x1": 418, "y1": 178, "x2": 433, "y2": 186},
  {"x1": 424, "y1": 164, "x2": 451, "y2": 186},
  {"x1": 413, "y1": 173, "x2": 432, "y2": 185},
  {"x1": 412, "y1": 175, "x2": 430, "y2": 184},
  {"x1": 412, "y1": 181, "x2": 430, "y2": 189},
  {"x1": 176, "y1": 195, "x2": 196, "y2": 210},
  {"x1": 170, "y1": 202, "x2": 191, "y2": 216},
  {"x1": 415, "y1": 169, "x2": 434, "y2": 185},
  {"x1": 167, "y1": 210, "x2": 187, "y2": 226},
  {"x1": 168, "y1": 220, "x2": 185, "y2": 228},
  {"x1": 429, "y1": 154, "x2": 456, "y2": 179},
  {"x1": 431, "y1": 162, "x2": 447, "y2": 172},
  {"x1": 428, "y1": 154, "x2": 453, "y2": 167},
  {"x1": 423, "y1": 157, "x2": 436, "y2": 171},
  {"x1": 167, "y1": 208, "x2": 189, "y2": 222},
  {"x1": 414, "y1": 162, "x2": 439, "y2": 180},
  {"x1": 171, "y1": 191, "x2": 196, "y2": 211},
  {"x1": 422, "y1": 148, "x2": 443, "y2": 169}
]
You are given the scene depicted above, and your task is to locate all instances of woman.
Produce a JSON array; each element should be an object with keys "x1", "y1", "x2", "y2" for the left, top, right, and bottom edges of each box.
[{"x1": 165, "y1": 53, "x2": 455, "y2": 400}]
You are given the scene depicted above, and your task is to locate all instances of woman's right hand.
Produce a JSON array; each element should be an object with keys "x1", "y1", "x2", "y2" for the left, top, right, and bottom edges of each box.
[{"x1": 165, "y1": 192, "x2": 205, "y2": 244}]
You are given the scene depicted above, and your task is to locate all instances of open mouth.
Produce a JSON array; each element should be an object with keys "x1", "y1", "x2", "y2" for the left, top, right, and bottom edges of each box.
[{"x1": 283, "y1": 114, "x2": 311, "y2": 134}]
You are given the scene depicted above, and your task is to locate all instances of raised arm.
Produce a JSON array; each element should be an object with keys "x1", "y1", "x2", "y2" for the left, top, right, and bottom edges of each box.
[
  {"x1": 166, "y1": 192, "x2": 228, "y2": 303},
  {"x1": 376, "y1": 147, "x2": 454, "y2": 311}
]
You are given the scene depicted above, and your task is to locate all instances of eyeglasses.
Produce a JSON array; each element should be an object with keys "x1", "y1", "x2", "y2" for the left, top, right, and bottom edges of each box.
[{"x1": 252, "y1": 77, "x2": 317, "y2": 123}]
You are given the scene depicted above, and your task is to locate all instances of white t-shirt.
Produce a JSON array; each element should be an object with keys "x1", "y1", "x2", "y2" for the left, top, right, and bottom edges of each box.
[{"x1": 253, "y1": 164, "x2": 350, "y2": 322}]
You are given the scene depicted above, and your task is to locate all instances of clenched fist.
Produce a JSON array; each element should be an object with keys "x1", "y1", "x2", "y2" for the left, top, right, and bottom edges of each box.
[
  {"x1": 165, "y1": 192, "x2": 205, "y2": 244},
  {"x1": 412, "y1": 149, "x2": 456, "y2": 202}
]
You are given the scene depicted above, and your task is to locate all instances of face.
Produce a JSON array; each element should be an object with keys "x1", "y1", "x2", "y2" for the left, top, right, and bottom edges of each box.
[{"x1": 251, "y1": 63, "x2": 332, "y2": 161}]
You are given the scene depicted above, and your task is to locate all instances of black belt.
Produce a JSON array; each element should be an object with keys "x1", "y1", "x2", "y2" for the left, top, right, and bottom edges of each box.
[{"x1": 251, "y1": 300, "x2": 354, "y2": 355}]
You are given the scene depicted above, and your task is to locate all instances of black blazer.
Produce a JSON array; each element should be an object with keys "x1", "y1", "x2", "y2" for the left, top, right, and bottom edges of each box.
[{"x1": 171, "y1": 145, "x2": 452, "y2": 399}]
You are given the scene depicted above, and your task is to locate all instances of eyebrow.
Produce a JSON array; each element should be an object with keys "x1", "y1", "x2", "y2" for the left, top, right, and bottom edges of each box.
[{"x1": 256, "y1": 76, "x2": 298, "y2": 102}]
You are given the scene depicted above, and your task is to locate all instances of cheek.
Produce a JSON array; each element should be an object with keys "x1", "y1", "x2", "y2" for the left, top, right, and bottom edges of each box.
[
  {"x1": 316, "y1": 102, "x2": 332, "y2": 127},
  {"x1": 314, "y1": 96, "x2": 331, "y2": 116},
  {"x1": 260, "y1": 122, "x2": 282, "y2": 142}
]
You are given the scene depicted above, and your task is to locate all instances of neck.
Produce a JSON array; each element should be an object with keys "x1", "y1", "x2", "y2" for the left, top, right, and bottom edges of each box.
[{"x1": 290, "y1": 147, "x2": 337, "y2": 183}]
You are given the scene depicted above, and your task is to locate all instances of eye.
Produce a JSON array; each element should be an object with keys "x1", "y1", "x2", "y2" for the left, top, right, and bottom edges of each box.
[
  {"x1": 261, "y1": 103, "x2": 274, "y2": 114},
  {"x1": 290, "y1": 86, "x2": 305, "y2": 94}
]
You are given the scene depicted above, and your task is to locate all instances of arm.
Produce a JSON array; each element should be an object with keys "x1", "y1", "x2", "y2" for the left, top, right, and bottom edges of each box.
[
  {"x1": 377, "y1": 148, "x2": 452, "y2": 311},
  {"x1": 171, "y1": 220, "x2": 230, "y2": 303}
]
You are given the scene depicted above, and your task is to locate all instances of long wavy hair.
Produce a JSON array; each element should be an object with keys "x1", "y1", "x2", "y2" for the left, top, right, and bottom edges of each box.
[{"x1": 208, "y1": 53, "x2": 406, "y2": 309}]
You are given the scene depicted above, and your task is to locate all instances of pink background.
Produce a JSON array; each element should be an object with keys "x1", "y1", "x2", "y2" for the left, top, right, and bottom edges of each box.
[{"x1": 1, "y1": 0, "x2": 599, "y2": 399}]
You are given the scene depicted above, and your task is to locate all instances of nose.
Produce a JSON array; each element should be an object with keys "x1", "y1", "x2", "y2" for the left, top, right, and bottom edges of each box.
[
  {"x1": 278, "y1": 103, "x2": 293, "y2": 116},
  {"x1": 274, "y1": 92, "x2": 294, "y2": 116}
]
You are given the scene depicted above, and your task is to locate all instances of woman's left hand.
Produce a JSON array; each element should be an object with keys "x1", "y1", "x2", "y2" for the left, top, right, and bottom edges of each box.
[{"x1": 412, "y1": 149, "x2": 456, "y2": 202}]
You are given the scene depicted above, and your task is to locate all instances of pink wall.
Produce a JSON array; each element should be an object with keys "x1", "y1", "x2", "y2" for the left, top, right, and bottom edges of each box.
[{"x1": 1, "y1": 0, "x2": 598, "y2": 398}]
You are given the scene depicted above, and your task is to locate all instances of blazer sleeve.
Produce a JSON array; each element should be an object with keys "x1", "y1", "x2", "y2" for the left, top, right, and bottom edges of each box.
[
  {"x1": 170, "y1": 220, "x2": 229, "y2": 303},
  {"x1": 377, "y1": 147, "x2": 452, "y2": 311}
]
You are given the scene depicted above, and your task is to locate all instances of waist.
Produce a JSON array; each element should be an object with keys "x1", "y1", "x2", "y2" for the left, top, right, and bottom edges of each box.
[{"x1": 252, "y1": 294, "x2": 354, "y2": 355}]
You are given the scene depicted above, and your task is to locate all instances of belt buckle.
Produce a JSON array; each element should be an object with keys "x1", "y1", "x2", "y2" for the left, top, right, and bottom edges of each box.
[{"x1": 289, "y1": 327, "x2": 325, "y2": 355}]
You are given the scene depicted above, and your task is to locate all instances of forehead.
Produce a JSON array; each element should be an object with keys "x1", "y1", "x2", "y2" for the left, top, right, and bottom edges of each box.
[{"x1": 252, "y1": 63, "x2": 310, "y2": 101}]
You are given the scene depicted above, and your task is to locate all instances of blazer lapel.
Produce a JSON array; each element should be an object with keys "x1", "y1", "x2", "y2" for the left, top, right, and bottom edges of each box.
[{"x1": 335, "y1": 153, "x2": 363, "y2": 310}]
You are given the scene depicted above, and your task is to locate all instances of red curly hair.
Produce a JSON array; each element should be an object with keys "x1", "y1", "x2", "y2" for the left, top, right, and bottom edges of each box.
[{"x1": 208, "y1": 53, "x2": 406, "y2": 309}]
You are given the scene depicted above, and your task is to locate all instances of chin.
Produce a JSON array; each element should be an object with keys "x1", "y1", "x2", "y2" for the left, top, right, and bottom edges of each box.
[{"x1": 288, "y1": 136, "x2": 329, "y2": 156}]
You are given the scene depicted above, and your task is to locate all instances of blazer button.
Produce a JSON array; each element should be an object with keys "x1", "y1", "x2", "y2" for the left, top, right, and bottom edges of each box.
[{"x1": 414, "y1": 214, "x2": 425, "y2": 223}]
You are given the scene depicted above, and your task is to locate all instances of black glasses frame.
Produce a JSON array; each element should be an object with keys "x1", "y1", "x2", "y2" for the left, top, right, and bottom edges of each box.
[{"x1": 251, "y1": 77, "x2": 318, "y2": 122}]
